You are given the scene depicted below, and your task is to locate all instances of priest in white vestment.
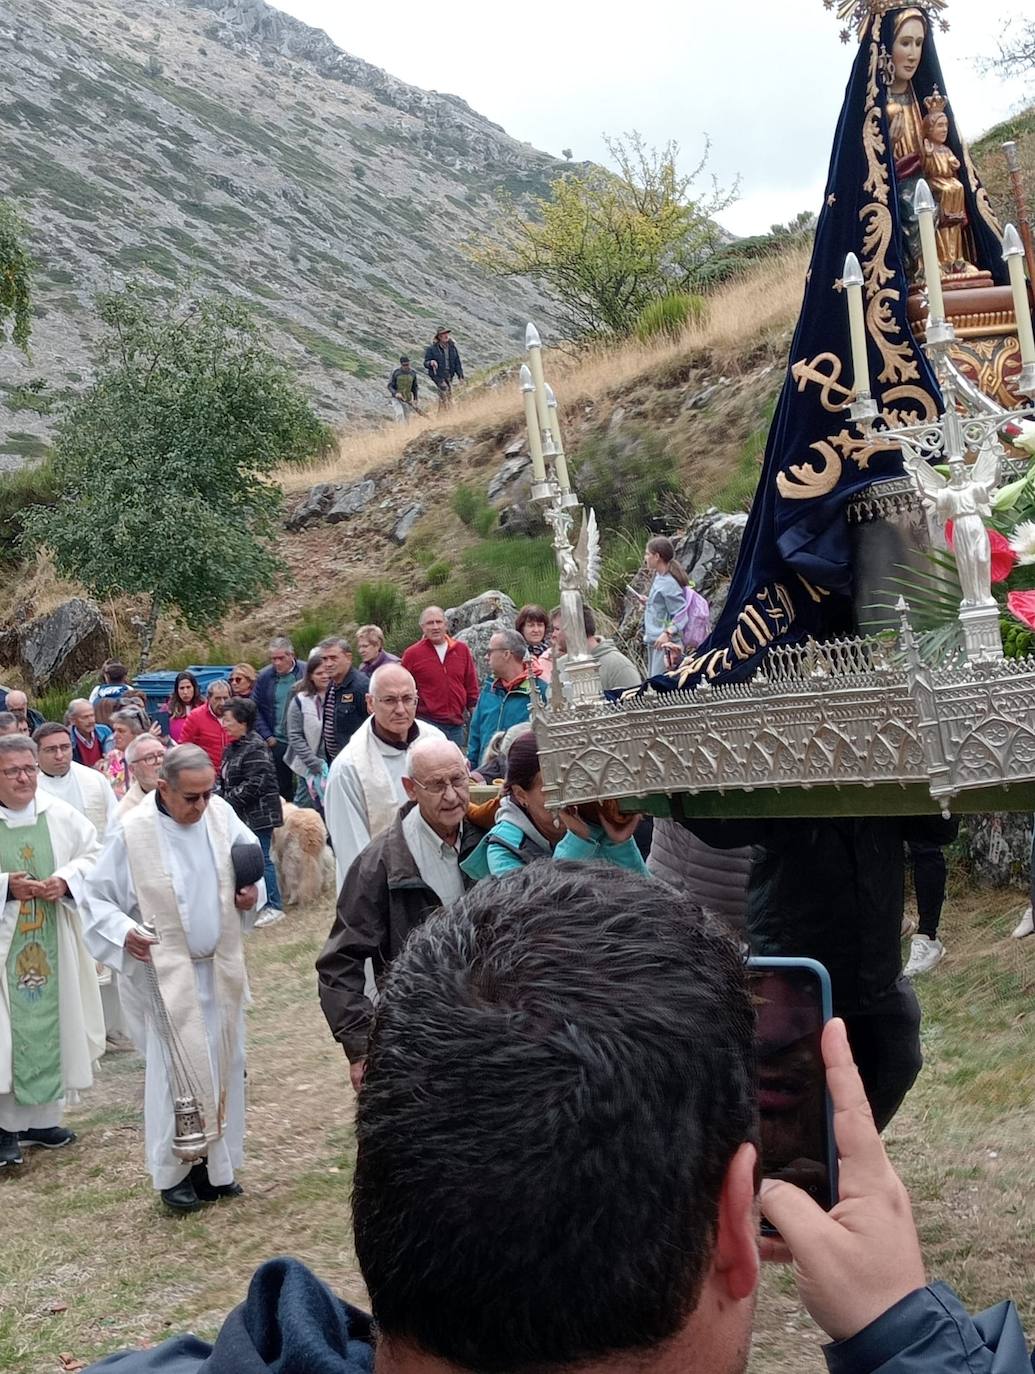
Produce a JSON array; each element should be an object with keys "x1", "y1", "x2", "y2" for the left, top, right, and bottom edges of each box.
[
  {"x1": 81, "y1": 744, "x2": 266, "y2": 1213},
  {"x1": 325, "y1": 664, "x2": 443, "y2": 891},
  {"x1": 114, "y1": 735, "x2": 166, "y2": 818},
  {"x1": 0, "y1": 735, "x2": 103, "y2": 1169},
  {"x1": 35, "y1": 723, "x2": 117, "y2": 840}
]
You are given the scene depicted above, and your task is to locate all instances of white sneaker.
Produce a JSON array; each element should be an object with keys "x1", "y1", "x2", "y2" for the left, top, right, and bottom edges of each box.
[
  {"x1": 903, "y1": 934, "x2": 945, "y2": 977},
  {"x1": 254, "y1": 908, "x2": 286, "y2": 929},
  {"x1": 1011, "y1": 906, "x2": 1034, "y2": 939}
]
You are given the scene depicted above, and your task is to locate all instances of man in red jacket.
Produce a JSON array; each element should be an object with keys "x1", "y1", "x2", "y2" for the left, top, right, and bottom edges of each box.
[{"x1": 400, "y1": 607, "x2": 479, "y2": 750}]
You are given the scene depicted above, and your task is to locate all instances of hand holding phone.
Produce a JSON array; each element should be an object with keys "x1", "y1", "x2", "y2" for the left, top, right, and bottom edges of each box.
[{"x1": 758, "y1": 1018, "x2": 927, "y2": 1343}]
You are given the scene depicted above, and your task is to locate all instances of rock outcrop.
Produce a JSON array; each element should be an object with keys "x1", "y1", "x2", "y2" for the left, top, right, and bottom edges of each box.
[{"x1": 3, "y1": 598, "x2": 112, "y2": 689}]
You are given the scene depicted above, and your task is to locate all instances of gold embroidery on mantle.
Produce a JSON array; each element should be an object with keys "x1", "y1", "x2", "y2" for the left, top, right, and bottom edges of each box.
[{"x1": 790, "y1": 353, "x2": 854, "y2": 411}]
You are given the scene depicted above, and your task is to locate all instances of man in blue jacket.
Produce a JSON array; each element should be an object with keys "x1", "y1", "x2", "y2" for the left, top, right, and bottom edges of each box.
[
  {"x1": 86, "y1": 866, "x2": 1031, "y2": 1374},
  {"x1": 466, "y1": 628, "x2": 547, "y2": 771},
  {"x1": 252, "y1": 636, "x2": 304, "y2": 801}
]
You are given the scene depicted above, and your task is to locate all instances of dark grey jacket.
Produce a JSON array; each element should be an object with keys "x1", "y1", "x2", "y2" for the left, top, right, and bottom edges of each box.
[
  {"x1": 219, "y1": 730, "x2": 283, "y2": 833},
  {"x1": 316, "y1": 804, "x2": 480, "y2": 1061}
]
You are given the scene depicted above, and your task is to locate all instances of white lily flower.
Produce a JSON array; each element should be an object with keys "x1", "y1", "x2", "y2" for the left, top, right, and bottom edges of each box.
[{"x1": 1008, "y1": 520, "x2": 1035, "y2": 565}]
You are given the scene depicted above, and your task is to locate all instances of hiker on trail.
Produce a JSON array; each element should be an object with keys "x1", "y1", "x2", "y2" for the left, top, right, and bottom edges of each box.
[
  {"x1": 388, "y1": 357, "x2": 421, "y2": 423},
  {"x1": 423, "y1": 327, "x2": 464, "y2": 411}
]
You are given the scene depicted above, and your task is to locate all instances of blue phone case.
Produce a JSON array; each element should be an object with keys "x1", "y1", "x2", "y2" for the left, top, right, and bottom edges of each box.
[{"x1": 747, "y1": 955, "x2": 839, "y2": 1213}]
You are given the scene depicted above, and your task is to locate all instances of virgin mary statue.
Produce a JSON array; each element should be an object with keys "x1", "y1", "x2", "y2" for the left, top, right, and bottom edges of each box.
[{"x1": 646, "y1": 0, "x2": 1007, "y2": 694}]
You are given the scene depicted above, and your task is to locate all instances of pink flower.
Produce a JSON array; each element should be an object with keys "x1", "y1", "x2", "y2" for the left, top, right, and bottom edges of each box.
[
  {"x1": 1007, "y1": 590, "x2": 1035, "y2": 631},
  {"x1": 945, "y1": 521, "x2": 1016, "y2": 583}
]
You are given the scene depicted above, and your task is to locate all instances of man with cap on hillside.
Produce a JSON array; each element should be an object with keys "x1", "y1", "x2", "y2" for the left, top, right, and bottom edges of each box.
[
  {"x1": 387, "y1": 356, "x2": 421, "y2": 423},
  {"x1": 423, "y1": 327, "x2": 464, "y2": 411}
]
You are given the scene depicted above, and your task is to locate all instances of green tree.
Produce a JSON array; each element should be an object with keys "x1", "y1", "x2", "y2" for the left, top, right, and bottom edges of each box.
[
  {"x1": 473, "y1": 132, "x2": 736, "y2": 339},
  {"x1": 0, "y1": 199, "x2": 33, "y2": 353},
  {"x1": 26, "y1": 286, "x2": 330, "y2": 668}
]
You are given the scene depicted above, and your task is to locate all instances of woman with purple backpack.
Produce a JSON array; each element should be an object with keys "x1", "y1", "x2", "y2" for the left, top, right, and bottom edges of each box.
[{"x1": 643, "y1": 537, "x2": 696, "y2": 676}]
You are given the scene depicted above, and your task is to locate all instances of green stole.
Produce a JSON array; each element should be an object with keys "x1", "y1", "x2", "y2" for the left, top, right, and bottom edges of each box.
[{"x1": 1, "y1": 812, "x2": 62, "y2": 1105}]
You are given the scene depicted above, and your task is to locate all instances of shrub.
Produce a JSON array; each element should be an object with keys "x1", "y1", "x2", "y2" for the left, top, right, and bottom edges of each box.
[
  {"x1": 453, "y1": 481, "x2": 498, "y2": 538},
  {"x1": 571, "y1": 428, "x2": 682, "y2": 535},
  {"x1": 290, "y1": 605, "x2": 350, "y2": 660},
  {"x1": 424, "y1": 559, "x2": 451, "y2": 586},
  {"x1": 0, "y1": 459, "x2": 58, "y2": 562},
  {"x1": 353, "y1": 580, "x2": 409, "y2": 641},
  {"x1": 634, "y1": 292, "x2": 706, "y2": 343}
]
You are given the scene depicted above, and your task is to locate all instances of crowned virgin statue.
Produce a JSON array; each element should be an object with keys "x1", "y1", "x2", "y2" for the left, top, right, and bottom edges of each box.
[{"x1": 644, "y1": 0, "x2": 1016, "y2": 694}]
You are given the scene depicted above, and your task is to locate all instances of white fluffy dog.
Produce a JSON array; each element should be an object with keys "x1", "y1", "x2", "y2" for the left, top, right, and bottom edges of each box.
[{"x1": 273, "y1": 802, "x2": 336, "y2": 907}]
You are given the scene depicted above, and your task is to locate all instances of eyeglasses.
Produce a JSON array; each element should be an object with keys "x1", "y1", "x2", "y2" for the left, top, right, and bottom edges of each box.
[
  {"x1": 376, "y1": 695, "x2": 418, "y2": 708},
  {"x1": 411, "y1": 773, "x2": 469, "y2": 797},
  {"x1": 228, "y1": 674, "x2": 251, "y2": 683},
  {"x1": 1, "y1": 764, "x2": 38, "y2": 779},
  {"x1": 133, "y1": 754, "x2": 165, "y2": 766}
]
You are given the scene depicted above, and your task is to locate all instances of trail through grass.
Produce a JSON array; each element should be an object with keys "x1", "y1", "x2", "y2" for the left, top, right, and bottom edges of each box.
[{"x1": 0, "y1": 882, "x2": 1031, "y2": 1372}]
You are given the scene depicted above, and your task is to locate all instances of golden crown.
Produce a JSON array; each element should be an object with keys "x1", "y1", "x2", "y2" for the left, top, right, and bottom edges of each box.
[
  {"x1": 823, "y1": 0, "x2": 949, "y2": 44},
  {"x1": 924, "y1": 85, "x2": 948, "y2": 114}
]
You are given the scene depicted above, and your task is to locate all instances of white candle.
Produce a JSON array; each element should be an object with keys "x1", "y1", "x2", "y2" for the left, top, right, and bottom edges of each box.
[
  {"x1": 841, "y1": 252, "x2": 869, "y2": 399},
  {"x1": 520, "y1": 365, "x2": 547, "y2": 484},
  {"x1": 914, "y1": 179, "x2": 946, "y2": 323},
  {"x1": 524, "y1": 322, "x2": 554, "y2": 445},
  {"x1": 544, "y1": 383, "x2": 571, "y2": 493},
  {"x1": 1003, "y1": 223, "x2": 1035, "y2": 368}
]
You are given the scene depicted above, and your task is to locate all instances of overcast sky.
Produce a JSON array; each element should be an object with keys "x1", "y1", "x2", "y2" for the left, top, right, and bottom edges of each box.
[{"x1": 275, "y1": 0, "x2": 1029, "y2": 236}]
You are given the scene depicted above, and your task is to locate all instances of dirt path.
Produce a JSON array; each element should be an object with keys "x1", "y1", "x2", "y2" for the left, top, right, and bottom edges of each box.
[{"x1": 1, "y1": 886, "x2": 1031, "y2": 1372}]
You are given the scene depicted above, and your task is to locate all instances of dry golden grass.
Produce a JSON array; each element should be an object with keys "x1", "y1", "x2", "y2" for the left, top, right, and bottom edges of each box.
[
  {"x1": 279, "y1": 247, "x2": 809, "y2": 494},
  {"x1": 1, "y1": 875, "x2": 1031, "y2": 1373}
]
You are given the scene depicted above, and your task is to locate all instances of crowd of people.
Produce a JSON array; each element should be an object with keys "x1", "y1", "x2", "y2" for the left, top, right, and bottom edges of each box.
[{"x1": 1, "y1": 559, "x2": 1031, "y2": 1371}]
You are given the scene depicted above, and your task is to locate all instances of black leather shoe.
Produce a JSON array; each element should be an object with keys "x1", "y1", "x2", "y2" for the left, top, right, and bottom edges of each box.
[
  {"x1": 190, "y1": 1160, "x2": 243, "y2": 1201},
  {"x1": 0, "y1": 1130, "x2": 23, "y2": 1167},
  {"x1": 18, "y1": 1126, "x2": 76, "y2": 1150},
  {"x1": 160, "y1": 1178, "x2": 203, "y2": 1213}
]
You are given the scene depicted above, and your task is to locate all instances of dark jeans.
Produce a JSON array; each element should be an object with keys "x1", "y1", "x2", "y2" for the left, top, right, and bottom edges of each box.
[
  {"x1": 843, "y1": 978, "x2": 922, "y2": 1132},
  {"x1": 256, "y1": 828, "x2": 283, "y2": 911},
  {"x1": 908, "y1": 839, "x2": 946, "y2": 938},
  {"x1": 418, "y1": 716, "x2": 465, "y2": 749},
  {"x1": 271, "y1": 740, "x2": 295, "y2": 802}
]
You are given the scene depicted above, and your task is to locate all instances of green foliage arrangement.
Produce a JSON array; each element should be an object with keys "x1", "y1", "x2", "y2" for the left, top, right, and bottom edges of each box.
[
  {"x1": 571, "y1": 428, "x2": 682, "y2": 535},
  {"x1": 473, "y1": 132, "x2": 736, "y2": 339},
  {"x1": 25, "y1": 286, "x2": 330, "y2": 668},
  {"x1": 353, "y1": 580, "x2": 410, "y2": 642},
  {"x1": 0, "y1": 199, "x2": 33, "y2": 353},
  {"x1": 634, "y1": 291, "x2": 706, "y2": 343}
]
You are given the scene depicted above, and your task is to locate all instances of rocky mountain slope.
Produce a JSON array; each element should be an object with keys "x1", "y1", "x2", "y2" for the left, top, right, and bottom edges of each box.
[{"x1": 0, "y1": 0, "x2": 568, "y2": 461}]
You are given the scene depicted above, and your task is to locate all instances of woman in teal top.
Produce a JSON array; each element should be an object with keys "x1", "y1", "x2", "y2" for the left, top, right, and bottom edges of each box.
[{"x1": 462, "y1": 732, "x2": 647, "y2": 880}]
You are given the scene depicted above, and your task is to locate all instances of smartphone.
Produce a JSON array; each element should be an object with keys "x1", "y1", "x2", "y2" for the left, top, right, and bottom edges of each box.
[{"x1": 747, "y1": 957, "x2": 838, "y2": 1222}]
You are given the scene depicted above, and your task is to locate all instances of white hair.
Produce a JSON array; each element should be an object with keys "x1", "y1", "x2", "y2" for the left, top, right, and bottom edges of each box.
[
  {"x1": 160, "y1": 743, "x2": 213, "y2": 784},
  {"x1": 404, "y1": 735, "x2": 466, "y2": 779},
  {"x1": 126, "y1": 735, "x2": 165, "y2": 765}
]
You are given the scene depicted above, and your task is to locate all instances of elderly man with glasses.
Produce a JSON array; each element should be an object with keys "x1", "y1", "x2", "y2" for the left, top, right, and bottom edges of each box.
[
  {"x1": 0, "y1": 734, "x2": 103, "y2": 1169},
  {"x1": 318, "y1": 736, "x2": 478, "y2": 1092},
  {"x1": 115, "y1": 736, "x2": 166, "y2": 818},
  {"x1": 323, "y1": 663, "x2": 445, "y2": 893}
]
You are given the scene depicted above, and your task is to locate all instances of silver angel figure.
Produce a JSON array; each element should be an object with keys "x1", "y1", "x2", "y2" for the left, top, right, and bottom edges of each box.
[{"x1": 907, "y1": 450, "x2": 997, "y2": 608}]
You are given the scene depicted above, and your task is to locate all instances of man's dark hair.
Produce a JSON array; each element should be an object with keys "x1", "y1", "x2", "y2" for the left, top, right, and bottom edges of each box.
[
  {"x1": 102, "y1": 659, "x2": 128, "y2": 683},
  {"x1": 353, "y1": 863, "x2": 755, "y2": 1372},
  {"x1": 399, "y1": 355, "x2": 410, "y2": 364},
  {"x1": 33, "y1": 722, "x2": 71, "y2": 744},
  {"x1": 225, "y1": 696, "x2": 257, "y2": 728}
]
